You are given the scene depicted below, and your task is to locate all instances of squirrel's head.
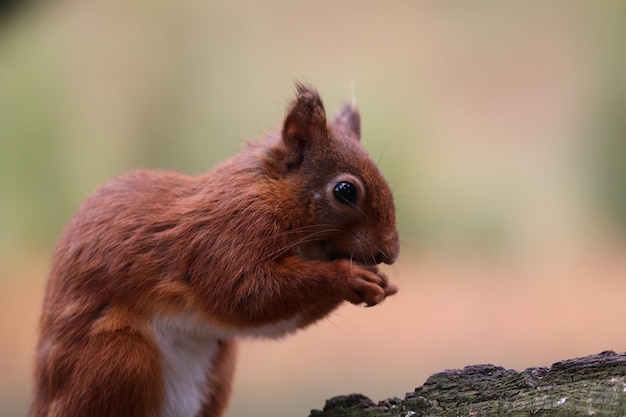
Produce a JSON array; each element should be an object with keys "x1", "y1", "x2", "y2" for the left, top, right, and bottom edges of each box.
[{"x1": 279, "y1": 83, "x2": 399, "y2": 266}]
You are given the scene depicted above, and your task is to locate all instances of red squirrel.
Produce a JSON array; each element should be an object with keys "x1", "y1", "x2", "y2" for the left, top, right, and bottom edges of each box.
[{"x1": 30, "y1": 83, "x2": 399, "y2": 417}]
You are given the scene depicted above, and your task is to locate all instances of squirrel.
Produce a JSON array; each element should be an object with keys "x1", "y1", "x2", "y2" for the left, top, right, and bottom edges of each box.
[{"x1": 30, "y1": 83, "x2": 399, "y2": 417}]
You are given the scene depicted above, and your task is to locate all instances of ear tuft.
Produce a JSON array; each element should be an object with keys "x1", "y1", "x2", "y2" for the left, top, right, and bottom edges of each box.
[
  {"x1": 281, "y1": 82, "x2": 328, "y2": 168},
  {"x1": 332, "y1": 103, "x2": 361, "y2": 141}
]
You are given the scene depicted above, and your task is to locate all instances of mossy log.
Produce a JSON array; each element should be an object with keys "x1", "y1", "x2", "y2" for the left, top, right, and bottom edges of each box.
[{"x1": 309, "y1": 351, "x2": 626, "y2": 417}]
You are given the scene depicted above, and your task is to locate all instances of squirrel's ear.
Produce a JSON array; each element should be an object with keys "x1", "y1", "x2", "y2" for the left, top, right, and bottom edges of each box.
[
  {"x1": 281, "y1": 83, "x2": 327, "y2": 167},
  {"x1": 332, "y1": 103, "x2": 361, "y2": 142}
]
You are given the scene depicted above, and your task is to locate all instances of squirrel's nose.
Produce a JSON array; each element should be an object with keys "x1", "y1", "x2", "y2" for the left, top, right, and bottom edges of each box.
[
  {"x1": 374, "y1": 251, "x2": 390, "y2": 265},
  {"x1": 376, "y1": 231, "x2": 399, "y2": 265},
  {"x1": 375, "y1": 248, "x2": 397, "y2": 265}
]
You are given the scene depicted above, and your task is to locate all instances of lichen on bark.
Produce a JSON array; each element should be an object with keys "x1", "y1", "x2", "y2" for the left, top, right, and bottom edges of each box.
[{"x1": 309, "y1": 351, "x2": 626, "y2": 417}]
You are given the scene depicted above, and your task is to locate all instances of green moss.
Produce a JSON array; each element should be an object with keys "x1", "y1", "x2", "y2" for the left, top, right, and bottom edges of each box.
[{"x1": 308, "y1": 352, "x2": 626, "y2": 417}]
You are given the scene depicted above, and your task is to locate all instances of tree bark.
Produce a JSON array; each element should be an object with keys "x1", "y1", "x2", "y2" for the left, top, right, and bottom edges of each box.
[{"x1": 309, "y1": 351, "x2": 626, "y2": 417}]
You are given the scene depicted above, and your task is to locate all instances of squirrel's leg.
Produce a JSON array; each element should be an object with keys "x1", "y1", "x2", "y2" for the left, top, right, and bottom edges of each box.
[
  {"x1": 72, "y1": 329, "x2": 162, "y2": 417},
  {"x1": 199, "y1": 339, "x2": 238, "y2": 417},
  {"x1": 33, "y1": 322, "x2": 163, "y2": 417}
]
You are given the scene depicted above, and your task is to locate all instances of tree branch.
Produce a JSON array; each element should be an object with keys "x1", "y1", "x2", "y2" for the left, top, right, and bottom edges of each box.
[{"x1": 309, "y1": 351, "x2": 626, "y2": 417}]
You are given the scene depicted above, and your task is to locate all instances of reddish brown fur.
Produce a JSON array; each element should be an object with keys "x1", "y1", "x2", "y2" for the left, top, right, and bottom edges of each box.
[
  {"x1": 31, "y1": 83, "x2": 399, "y2": 417},
  {"x1": 200, "y1": 340, "x2": 237, "y2": 417}
]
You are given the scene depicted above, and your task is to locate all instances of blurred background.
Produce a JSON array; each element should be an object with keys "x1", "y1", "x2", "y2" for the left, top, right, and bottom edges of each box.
[{"x1": 1, "y1": 1, "x2": 625, "y2": 416}]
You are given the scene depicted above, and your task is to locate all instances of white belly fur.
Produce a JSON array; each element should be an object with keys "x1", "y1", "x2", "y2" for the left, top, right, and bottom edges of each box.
[
  {"x1": 152, "y1": 312, "x2": 303, "y2": 417},
  {"x1": 152, "y1": 315, "x2": 219, "y2": 417}
]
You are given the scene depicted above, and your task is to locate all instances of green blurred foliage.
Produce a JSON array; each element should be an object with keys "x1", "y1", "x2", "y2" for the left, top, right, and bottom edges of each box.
[{"x1": 0, "y1": 1, "x2": 625, "y2": 254}]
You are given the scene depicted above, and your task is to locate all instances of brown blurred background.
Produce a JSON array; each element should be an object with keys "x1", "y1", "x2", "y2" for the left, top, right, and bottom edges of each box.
[{"x1": 1, "y1": 1, "x2": 625, "y2": 416}]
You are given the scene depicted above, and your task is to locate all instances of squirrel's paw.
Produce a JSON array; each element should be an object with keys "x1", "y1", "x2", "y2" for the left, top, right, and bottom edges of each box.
[{"x1": 341, "y1": 262, "x2": 398, "y2": 307}]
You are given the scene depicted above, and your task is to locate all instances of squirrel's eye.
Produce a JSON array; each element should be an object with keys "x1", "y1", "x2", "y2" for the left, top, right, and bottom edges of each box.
[{"x1": 333, "y1": 181, "x2": 358, "y2": 206}]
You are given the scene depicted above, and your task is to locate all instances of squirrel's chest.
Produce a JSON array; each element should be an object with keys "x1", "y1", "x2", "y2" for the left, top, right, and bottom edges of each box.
[
  {"x1": 149, "y1": 311, "x2": 303, "y2": 416},
  {"x1": 151, "y1": 316, "x2": 220, "y2": 417}
]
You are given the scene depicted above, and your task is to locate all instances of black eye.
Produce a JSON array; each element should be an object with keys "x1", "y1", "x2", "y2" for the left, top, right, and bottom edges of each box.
[{"x1": 333, "y1": 181, "x2": 358, "y2": 206}]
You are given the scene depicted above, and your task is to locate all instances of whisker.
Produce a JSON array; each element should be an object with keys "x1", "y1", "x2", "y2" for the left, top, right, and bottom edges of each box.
[
  {"x1": 385, "y1": 174, "x2": 420, "y2": 187},
  {"x1": 343, "y1": 200, "x2": 368, "y2": 223},
  {"x1": 350, "y1": 251, "x2": 354, "y2": 276},
  {"x1": 324, "y1": 316, "x2": 342, "y2": 332},
  {"x1": 375, "y1": 244, "x2": 390, "y2": 263},
  {"x1": 240, "y1": 224, "x2": 335, "y2": 246},
  {"x1": 261, "y1": 232, "x2": 330, "y2": 262},
  {"x1": 260, "y1": 228, "x2": 344, "y2": 262},
  {"x1": 376, "y1": 140, "x2": 393, "y2": 169},
  {"x1": 382, "y1": 244, "x2": 388, "y2": 258}
]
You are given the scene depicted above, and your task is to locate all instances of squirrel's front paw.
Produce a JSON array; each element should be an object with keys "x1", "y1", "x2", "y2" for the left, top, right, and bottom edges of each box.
[{"x1": 340, "y1": 262, "x2": 398, "y2": 307}]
